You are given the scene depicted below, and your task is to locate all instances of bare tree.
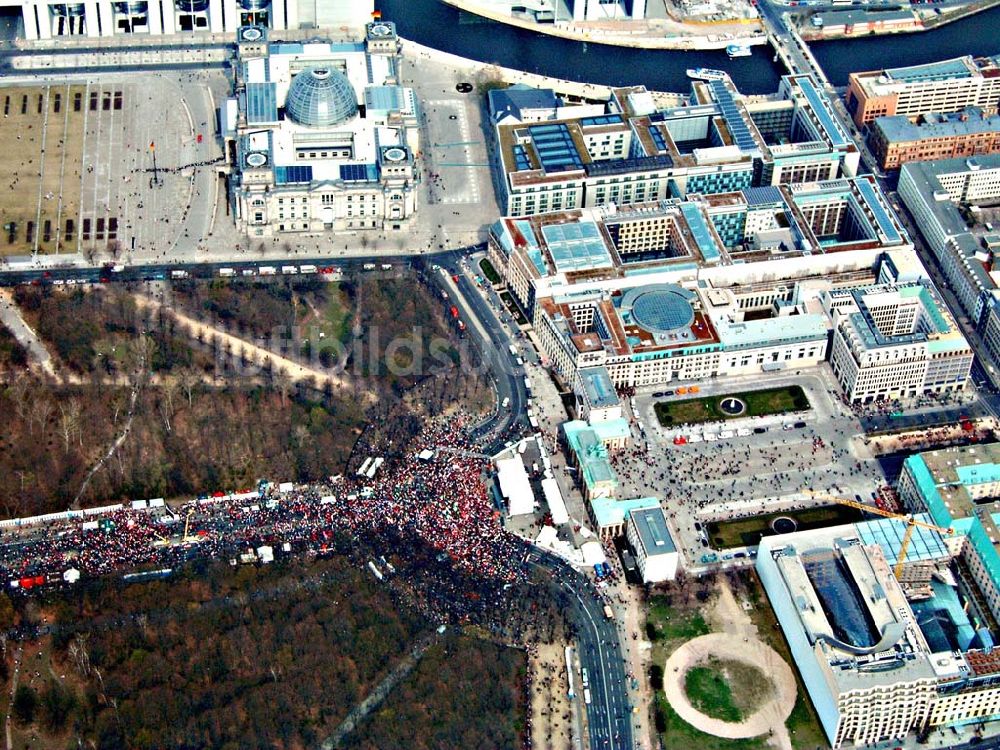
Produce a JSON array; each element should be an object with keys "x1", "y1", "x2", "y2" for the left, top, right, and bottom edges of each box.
[
  {"x1": 68, "y1": 633, "x2": 91, "y2": 677},
  {"x1": 178, "y1": 366, "x2": 198, "y2": 407},
  {"x1": 58, "y1": 398, "x2": 81, "y2": 453},
  {"x1": 159, "y1": 380, "x2": 178, "y2": 433},
  {"x1": 28, "y1": 395, "x2": 54, "y2": 436},
  {"x1": 273, "y1": 368, "x2": 292, "y2": 406}
]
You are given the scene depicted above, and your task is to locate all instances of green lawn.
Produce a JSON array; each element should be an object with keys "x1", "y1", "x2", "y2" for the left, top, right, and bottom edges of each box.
[
  {"x1": 685, "y1": 657, "x2": 771, "y2": 723},
  {"x1": 654, "y1": 385, "x2": 810, "y2": 427},
  {"x1": 646, "y1": 595, "x2": 711, "y2": 643},
  {"x1": 323, "y1": 290, "x2": 351, "y2": 343},
  {"x1": 479, "y1": 257, "x2": 501, "y2": 284},
  {"x1": 708, "y1": 505, "x2": 865, "y2": 549},
  {"x1": 685, "y1": 662, "x2": 743, "y2": 722},
  {"x1": 656, "y1": 692, "x2": 767, "y2": 750}
]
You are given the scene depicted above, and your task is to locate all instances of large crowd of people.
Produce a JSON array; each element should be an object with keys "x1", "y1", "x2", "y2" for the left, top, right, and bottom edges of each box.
[{"x1": 0, "y1": 414, "x2": 529, "y2": 600}]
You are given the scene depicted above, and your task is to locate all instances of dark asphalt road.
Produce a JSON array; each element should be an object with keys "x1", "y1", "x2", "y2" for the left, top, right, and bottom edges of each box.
[{"x1": 530, "y1": 550, "x2": 635, "y2": 750}]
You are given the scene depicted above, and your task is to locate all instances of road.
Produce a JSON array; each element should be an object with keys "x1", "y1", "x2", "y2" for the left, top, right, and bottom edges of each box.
[
  {"x1": 529, "y1": 550, "x2": 634, "y2": 750},
  {"x1": 0, "y1": 289, "x2": 55, "y2": 376},
  {"x1": 428, "y1": 250, "x2": 531, "y2": 454}
]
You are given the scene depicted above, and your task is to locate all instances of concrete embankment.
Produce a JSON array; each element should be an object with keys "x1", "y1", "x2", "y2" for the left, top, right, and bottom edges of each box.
[
  {"x1": 400, "y1": 37, "x2": 687, "y2": 105},
  {"x1": 438, "y1": 0, "x2": 766, "y2": 50}
]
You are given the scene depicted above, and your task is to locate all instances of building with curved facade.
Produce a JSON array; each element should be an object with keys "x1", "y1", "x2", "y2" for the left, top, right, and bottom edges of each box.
[{"x1": 221, "y1": 22, "x2": 420, "y2": 236}]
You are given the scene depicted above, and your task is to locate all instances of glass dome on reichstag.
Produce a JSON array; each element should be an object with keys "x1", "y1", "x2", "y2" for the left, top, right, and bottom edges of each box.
[{"x1": 285, "y1": 67, "x2": 357, "y2": 127}]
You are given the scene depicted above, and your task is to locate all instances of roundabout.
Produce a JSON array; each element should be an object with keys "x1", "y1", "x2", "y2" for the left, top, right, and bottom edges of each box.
[{"x1": 663, "y1": 632, "x2": 797, "y2": 740}]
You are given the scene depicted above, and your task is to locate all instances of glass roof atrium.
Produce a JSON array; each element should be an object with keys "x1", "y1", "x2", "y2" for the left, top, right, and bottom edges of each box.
[
  {"x1": 541, "y1": 221, "x2": 613, "y2": 273},
  {"x1": 802, "y1": 550, "x2": 880, "y2": 649},
  {"x1": 285, "y1": 67, "x2": 358, "y2": 128},
  {"x1": 619, "y1": 285, "x2": 696, "y2": 336}
]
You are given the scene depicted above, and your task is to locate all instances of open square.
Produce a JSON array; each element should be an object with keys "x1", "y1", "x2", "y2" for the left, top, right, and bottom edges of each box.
[
  {"x1": 0, "y1": 73, "x2": 225, "y2": 261},
  {"x1": 0, "y1": 84, "x2": 89, "y2": 255}
]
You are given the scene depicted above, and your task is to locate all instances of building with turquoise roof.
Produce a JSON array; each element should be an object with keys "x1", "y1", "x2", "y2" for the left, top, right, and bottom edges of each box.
[{"x1": 899, "y1": 443, "x2": 1000, "y2": 624}]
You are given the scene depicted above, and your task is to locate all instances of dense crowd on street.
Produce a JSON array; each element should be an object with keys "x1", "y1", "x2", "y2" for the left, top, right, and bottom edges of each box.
[{"x1": 0, "y1": 414, "x2": 529, "y2": 600}]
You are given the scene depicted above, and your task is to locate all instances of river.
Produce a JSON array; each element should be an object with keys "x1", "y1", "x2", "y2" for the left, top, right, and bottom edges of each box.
[
  {"x1": 811, "y1": 4, "x2": 1000, "y2": 85},
  {"x1": 378, "y1": 0, "x2": 1000, "y2": 92}
]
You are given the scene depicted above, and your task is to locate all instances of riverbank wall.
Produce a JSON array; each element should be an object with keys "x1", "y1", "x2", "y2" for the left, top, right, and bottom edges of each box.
[{"x1": 799, "y1": 0, "x2": 1000, "y2": 40}]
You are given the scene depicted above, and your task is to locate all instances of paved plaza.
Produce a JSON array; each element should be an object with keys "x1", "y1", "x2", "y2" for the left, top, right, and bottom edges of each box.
[{"x1": 0, "y1": 69, "x2": 229, "y2": 265}]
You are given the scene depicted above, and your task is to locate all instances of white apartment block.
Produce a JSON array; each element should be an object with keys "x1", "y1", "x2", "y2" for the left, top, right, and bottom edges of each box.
[
  {"x1": 825, "y1": 281, "x2": 972, "y2": 404},
  {"x1": 12, "y1": 0, "x2": 372, "y2": 39},
  {"x1": 625, "y1": 507, "x2": 678, "y2": 583}
]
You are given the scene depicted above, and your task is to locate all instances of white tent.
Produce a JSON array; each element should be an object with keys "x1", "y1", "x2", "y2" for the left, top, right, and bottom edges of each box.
[
  {"x1": 581, "y1": 541, "x2": 607, "y2": 567},
  {"x1": 495, "y1": 456, "x2": 535, "y2": 516},
  {"x1": 541, "y1": 477, "x2": 569, "y2": 526}
]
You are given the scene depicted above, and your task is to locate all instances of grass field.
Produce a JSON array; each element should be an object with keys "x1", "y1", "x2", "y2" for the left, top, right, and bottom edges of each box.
[
  {"x1": 654, "y1": 385, "x2": 810, "y2": 427},
  {"x1": 0, "y1": 85, "x2": 90, "y2": 256},
  {"x1": 684, "y1": 657, "x2": 770, "y2": 723},
  {"x1": 647, "y1": 595, "x2": 711, "y2": 643},
  {"x1": 655, "y1": 692, "x2": 767, "y2": 750},
  {"x1": 708, "y1": 504, "x2": 865, "y2": 548},
  {"x1": 647, "y1": 595, "x2": 767, "y2": 750},
  {"x1": 646, "y1": 577, "x2": 826, "y2": 750}
]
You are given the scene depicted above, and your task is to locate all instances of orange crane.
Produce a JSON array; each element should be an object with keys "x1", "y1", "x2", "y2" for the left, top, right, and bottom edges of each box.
[{"x1": 804, "y1": 491, "x2": 953, "y2": 580}]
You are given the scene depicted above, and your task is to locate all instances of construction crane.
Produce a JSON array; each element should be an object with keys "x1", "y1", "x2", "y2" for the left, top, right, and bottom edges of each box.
[{"x1": 804, "y1": 491, "x2": 954, "y2": 580}]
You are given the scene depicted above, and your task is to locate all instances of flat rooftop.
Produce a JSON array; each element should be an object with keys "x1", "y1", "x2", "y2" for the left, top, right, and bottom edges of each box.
[
  {"x1": 631, "y1": 506, "x2": 676, "y2": 557},
  {"x1": 906, "y1": 442, "x2": 1000, "y2": 521},
  {"x1": 579, "y1": 366, "x2": 619, "y2": 409},
  {"x1": 875, "y1": 108, "x2": 1000, "y2": 144}
]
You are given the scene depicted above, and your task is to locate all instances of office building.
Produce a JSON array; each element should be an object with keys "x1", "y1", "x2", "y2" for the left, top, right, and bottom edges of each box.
[
  {"x1": 493, "y1": 73, "x2": 858, "y2": 218},
  {"x1": 846, "y1": 55, "x2": 1000, "y2": 128},
  {"x1": 10, "y1": 0, "x2": 372, "y2": 39},
  {"x1": 898, "y1": 155, "x2": 1000, "y2": 319},
  {"x1": 488, "y1": 176, "x2": 910, "y2": 322},
  {"x1": 625, "y1": 507, "x2": 678, "y2": 582},
  {"x1": 576, "y1": 366, "x2": 623, "y2": 424},
  {"x1": 897, "y1": 155, "x2": 1000, "y2": 386},
  {"x1": 825, "y1": 280, "x2": 973, "y2": 404},
  {"x1": 898, "y1": 443, "x2": 1000, "y2": 625},
  {"x1": 757, "y1": 522, "x2": 944, "y2": 748},
  {"x1": 222, "y1": 23, "x2": 420, "y2": 236},
  {"x1": 760, "y1": 496, "x2": 1000, "y2": 747},
  {"x1": 871, "y1": 108, "x2": 1000, "y2": 170}
]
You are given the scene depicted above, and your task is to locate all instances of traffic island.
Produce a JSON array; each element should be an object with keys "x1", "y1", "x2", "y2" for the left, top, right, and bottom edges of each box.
[{"x1": 663, "y1": 633, "x2": 796, "y2": 741}]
